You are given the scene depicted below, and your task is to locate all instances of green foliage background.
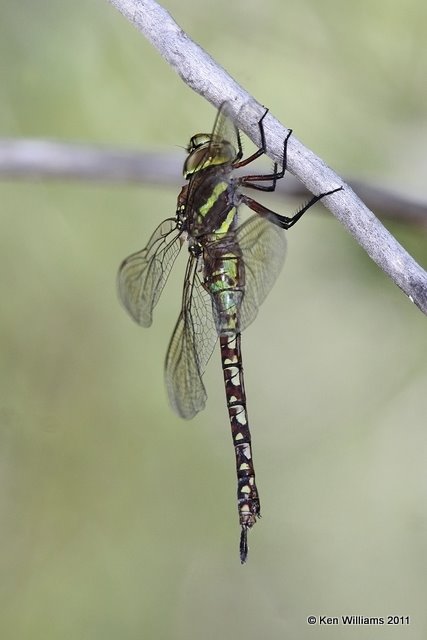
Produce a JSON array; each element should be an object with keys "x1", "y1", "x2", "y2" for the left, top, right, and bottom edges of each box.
[{"x1": 1, "y1": 1, "x2": 427, "y2": 638}]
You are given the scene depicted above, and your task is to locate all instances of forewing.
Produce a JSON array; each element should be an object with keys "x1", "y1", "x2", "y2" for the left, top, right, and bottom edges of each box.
[
  {"x1": 211, "y1": 101, "x2": 240, "y2": 156},
  {"x1": 118, "y1": 218, "x2": 181, "y2": 327},
  {"x1": 165, "y1": 256, "x2": 218, "y2": 419},
  {"x1": 237, "y1": 215, "x2": 287, "y2": 331}
]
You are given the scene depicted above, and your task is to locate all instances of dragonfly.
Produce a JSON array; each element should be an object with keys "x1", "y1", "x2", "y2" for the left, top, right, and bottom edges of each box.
[{"x1": 118, "y1": 102, "x2": 342, "y2": 563}]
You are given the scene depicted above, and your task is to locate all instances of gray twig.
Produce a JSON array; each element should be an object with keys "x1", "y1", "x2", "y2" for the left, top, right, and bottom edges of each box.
[
  {"x1": 0, "y1": 139, "x2": 180, "y2": 184},
  {"x1": 106, "y1": 0, "x2": 427, "y2": 314}
]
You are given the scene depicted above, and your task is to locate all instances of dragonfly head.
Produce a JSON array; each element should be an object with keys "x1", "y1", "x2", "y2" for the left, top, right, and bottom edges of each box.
[{"x1": 184, "y1": 134, "x2": 237, "y2": 179}]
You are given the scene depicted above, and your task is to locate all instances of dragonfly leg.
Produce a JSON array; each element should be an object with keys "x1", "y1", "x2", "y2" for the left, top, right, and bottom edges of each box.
[
  {"x1": 233, "y1": 108, "x2": 270, "y2": 170},
  {"x1": 220, "y1": 333, "x2": 260, "y2": 564},
  {"x1": 237, "y1": 128, "x2": 293, "y2": 193},
  {"x1": 233, "y1": 102, "x2": 294, "y2": 193},
  {"x1": 240, "y1": 186, "x2": 343, "y2": 229}
]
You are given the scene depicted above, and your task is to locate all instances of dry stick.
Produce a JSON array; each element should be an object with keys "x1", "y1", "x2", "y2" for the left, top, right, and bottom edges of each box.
[
  {"x1": 0, "y1": 139, "x2": 180, "y2": 184},
  {"x1": 1, "y1": 139, "x2": 426, "y2": 228},
  {"x1": 106, "y1": 0, "x2": 427, "y2": 314}
]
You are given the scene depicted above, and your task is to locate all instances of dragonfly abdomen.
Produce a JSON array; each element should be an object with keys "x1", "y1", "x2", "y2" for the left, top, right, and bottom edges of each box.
[
  {"x1": 220, "y1": 333, "x2": 260, "y2": 563},
  {"x1": 204, "y1": 251, "x2": 244, "y2": 336}
]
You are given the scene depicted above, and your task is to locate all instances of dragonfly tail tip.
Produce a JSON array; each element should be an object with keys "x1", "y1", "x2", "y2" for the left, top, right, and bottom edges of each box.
[{"x1": 239, "y1": 527, "x2": 249, "y2": 564}]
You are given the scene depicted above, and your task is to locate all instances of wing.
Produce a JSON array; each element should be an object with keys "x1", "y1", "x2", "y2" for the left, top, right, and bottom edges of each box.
[
  {"x1": 165, "y1": 255, "x2": 218, "y2": 419},
  {"x1": 211, "y1": 101, "x2": 241, "y2": 153},
  {"x1": 237, "y1": 215, "x2": 287, "y2": 331},
  {"x1": 117, "y1": 218, "x2": 182, "y2": 327}
]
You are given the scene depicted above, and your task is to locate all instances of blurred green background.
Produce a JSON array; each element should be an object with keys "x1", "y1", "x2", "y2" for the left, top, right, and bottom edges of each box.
[{"x1": 1, "y1": 0, "x2": 427, "y2": 638}]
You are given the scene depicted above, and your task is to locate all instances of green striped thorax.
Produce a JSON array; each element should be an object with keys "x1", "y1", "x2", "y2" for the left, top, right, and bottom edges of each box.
[
  {"x1": 181, "y1": 132, "x2": 244, "y2": 337},
  {"x1": 183, "y1": 133, "x2": 237, "y2": 178}
]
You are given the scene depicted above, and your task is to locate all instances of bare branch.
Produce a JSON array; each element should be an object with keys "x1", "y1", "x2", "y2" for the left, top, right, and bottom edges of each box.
[
  {"x1": 105, "y1": 0, "x2": 427, "y2": 314},
  {"x1": 0, "y1": 139, "x2": 180, "y2": 184},
  {"x1": 1, "y1": 139, "x2": 427, "y2": 229}
]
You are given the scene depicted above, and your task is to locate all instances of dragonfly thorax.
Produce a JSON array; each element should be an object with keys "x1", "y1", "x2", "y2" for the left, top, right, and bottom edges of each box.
[{"x1": 184, "y1": 135, "x2": 237, "y2": 179}]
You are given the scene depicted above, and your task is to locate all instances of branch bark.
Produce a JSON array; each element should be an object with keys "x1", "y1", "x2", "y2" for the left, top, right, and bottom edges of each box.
[
  {"x1": 105, "y1": 0, "x2": 427, "y2": 314},
  {"x1": 0, "y1": 139, "x2": 180, "y2": 184}
]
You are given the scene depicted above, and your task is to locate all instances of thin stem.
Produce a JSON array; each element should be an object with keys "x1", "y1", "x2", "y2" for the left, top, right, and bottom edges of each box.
[{"x1": 0, "y1": 139, "x2": 180, "y2": 184}]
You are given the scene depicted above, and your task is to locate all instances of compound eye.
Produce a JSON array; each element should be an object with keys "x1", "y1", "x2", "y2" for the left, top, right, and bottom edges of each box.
[{"x1": 187, "y1": 133, "x2": 212, "y2": 153}]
